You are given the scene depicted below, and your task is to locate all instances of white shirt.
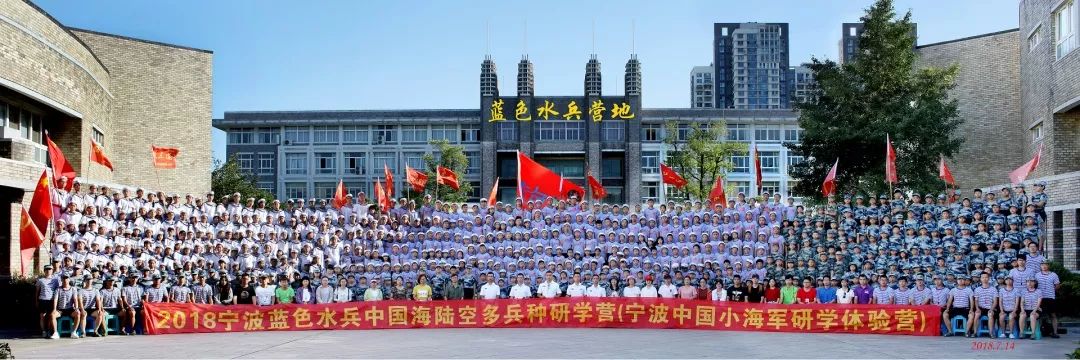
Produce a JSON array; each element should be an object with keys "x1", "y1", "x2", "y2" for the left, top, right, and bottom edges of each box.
[
  {"x1": 254, "y1": 285, "x2": 276, "y2": 306},
  {"x1": 622, "y1": 286, "x2": 641, "y2": 297},
  {"x1": 566, "y1": 283, "x2": 587, "y2": 297},
  {"x1": 538, "y1": 281, "x2": 561, "y2": 298},
  {"x1": 333, "y1": 287, "x2": 351, "y2": 303},
  {"x1": 836, "y1": 288, "x2": 856, "y2": 304},
  {"x1": 586, "y1": 285, "x2": 607, "y2": 297},
  {"x1": 509, "y1": 284, "x2": 532, "y2": 299},
  {"x1": 658, "y1": 284, "x2": 678, "y2": 298},
  {"x1": 479, "y1": 283, "x2": 501, "y2": 300},
  {"x1": 640, "y1": 284, "x2": 658, "y2": 298},
  {"x1": 711, "y1": 288, "x2": 728, "y2": 301}
]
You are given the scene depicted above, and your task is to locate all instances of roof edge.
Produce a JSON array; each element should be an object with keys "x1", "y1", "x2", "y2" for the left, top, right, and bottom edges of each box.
[
  {"x1": 916, "y1": 28, "x2": 1020, "y2": 49},
  {"x1": 22, "y1": 0, "x2": 110, "y2": 73},
  {"x1": 66, "y1": 27, "x2": 213, "y2": 54}
]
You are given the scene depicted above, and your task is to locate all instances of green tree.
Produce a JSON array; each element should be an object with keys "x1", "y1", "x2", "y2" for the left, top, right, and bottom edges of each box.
[
  {"x1": 663, "y1": 121, "x2": 747, "y2": 201},
  {"x1": 211, "y1": 157, "x2": 274, "y2": 202},
  {"x1": 419, "y1": 139, "x2": 474, "y2": 202},
  {"x1": 787, "y1": 0, "x2": 962, "y2": 201}
]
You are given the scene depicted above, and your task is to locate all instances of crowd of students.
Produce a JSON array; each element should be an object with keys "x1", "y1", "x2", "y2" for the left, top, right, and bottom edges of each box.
[{"x1": 33, "y1": 178, "x2": 1063, "y2": 340}]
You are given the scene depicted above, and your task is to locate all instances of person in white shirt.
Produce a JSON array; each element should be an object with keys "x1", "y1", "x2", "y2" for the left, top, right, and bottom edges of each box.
[
  {"x1": 836, "y1": 279, "x2": 856, "y2": 304},
  {"x1": 657, "y1": 275, "x2": 678, "y2": 298},
  {"x1": 639, "y1": 276, "x2": 659, "y2": 298},
  {"x1": 333, "y1": 278, "x2": 351, "y2": 303},
  {"x1": 565, "y1": 273, "x2": 587, "y2": 298},
  {"x1": 509, "y1": 275, "x2": 532, "y2": 299},
  {"x1": 711, "y1": 282, "x2": 728, "y2": 301},
  {"x1": 622, "y1": 277, "x2": 641, "y2": 297},
  {"x1": 479, "y1": 276, "x2": 501, "y2": 300},
  {"x1": 253, "y1": 276, "x2": 276, "y2": 306},
  {"x1": 537, "y1": 271, "x2": 561, "y2": 298},
  {"x1": 586, "y1": 275, "x2": 607, "y2": 297},
  {"x1": 315, "y1": 277, "x2": 334, "y2": 304}
]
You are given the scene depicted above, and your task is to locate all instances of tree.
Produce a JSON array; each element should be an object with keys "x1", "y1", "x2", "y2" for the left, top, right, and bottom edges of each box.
[
  {"x1": 663, "y1": 121, "x2": 747, "y2": 201},
  {"x1": 211, "y1": 157, "x2": 274, "y2": 202},
  {"x1": 787, "y1": 0, "x2": 962, "y2": 201},
  {"x1": 418, "y1": 139, "x2": 474, "y2": 203}
]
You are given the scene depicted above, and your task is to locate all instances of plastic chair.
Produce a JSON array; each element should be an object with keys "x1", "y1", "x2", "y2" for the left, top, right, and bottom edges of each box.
[
  {"x1": 975, "y1": 315, "x2": 993, "y2": 337},
  {"x1": 950, "y1": 316, "x2": 967, "y2": 336},
  {"x1": 57, "y1": 316, "x2": 75, "y2": 337},
  {"x1": 1021, "y1": 323, "x2": 1042, "y2": 339},
  {"x1": 105, "y1": 313, "x2": 121, "y2": 335}
]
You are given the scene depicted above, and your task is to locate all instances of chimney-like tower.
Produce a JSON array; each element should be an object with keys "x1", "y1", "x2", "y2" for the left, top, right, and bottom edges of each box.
[
  {"x1": 624, "y1": 54, "x2": 641, "y2": 96},
  {"x1": 480, "y1": 55, "x2": 499, "y2": 97},
  {"x1": 517, "y1": 55, "x2": 534, "y2": 97},
  {"x1": 585, "y1": 55, "x2": 602, "y2": 96}
]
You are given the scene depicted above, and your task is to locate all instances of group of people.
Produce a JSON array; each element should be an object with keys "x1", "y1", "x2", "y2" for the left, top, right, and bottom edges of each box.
[{"x1": 33, "y1": 177, "x2": 1063, "y2": 340}]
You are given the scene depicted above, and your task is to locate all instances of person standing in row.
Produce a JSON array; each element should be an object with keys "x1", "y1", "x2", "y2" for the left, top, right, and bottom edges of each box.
[
  {"x1": 51, "y1": 275, "x2": 80, "y2": 339},
  {"x1": 566, "y1": 274, "x2": 587, "y2": 298},
  {"x1": 36, "y1": 265, "x2": 59, "y2": 339},
  {"x1": 972, "y1": 273, "x2": 999, "y2": 338},
  {"x1": 442, "y1": 274, "x2": 463, "y2": 300},
  {"x1": 1034, "y1": 261, "x2": 1061, "y2": 338},
  {"x1": 412, "y1": 274, "x2": 433, "y2": 301},
  {"x1": 509, "y1": 275, "x2": 531, "y2": 299},
  {"x1": 315, "y1": 277, "x2": 334, "y2": 304}
]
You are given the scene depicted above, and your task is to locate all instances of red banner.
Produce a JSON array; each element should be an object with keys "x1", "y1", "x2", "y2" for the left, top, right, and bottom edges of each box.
[{"x1": 144, "y1": 299, "x2": 939, "y2": 336}]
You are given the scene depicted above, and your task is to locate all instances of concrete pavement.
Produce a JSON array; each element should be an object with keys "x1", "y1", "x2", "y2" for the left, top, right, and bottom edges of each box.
[{"x1": 5, "y1": 328, "x2": 1077, "y2": 358}]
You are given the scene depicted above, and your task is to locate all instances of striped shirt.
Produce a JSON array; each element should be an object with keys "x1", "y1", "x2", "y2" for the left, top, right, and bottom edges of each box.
[
  {"x1": 973, "y1": 285, "x2": 997, "y2": 309},
  {"x1": 950, "y1": 287, "x2": 973, "y2": 308},
  {"x1": 1034, "y1": 271, "x2": 1059, "y2": 299},
  {"x1": 36, "y1": 277, "x2": 58, "y2": 300},
  {"x1": 145, "y1": 286, "x2": 167, "y2": 303},
  {"x1": 55, "y1": 287, "x2": 77, "y2": 310},
  {"x1": 1009, "y1": 268, "x2": 1033, "y2": 287},
  {"x1": 893, "y1": 288, "x2": 913, "y2": 305},
  {"x1": 192, "y1": 284, "x2": 213, "y2": 304},
  {"x1": 998, "y1": 287, "x2": 1019, "y2": 311},
  {"x1": 170, "y1": 285, "x2": 192, "y2": 303},
  {"x1": 872, "y1": 286, "x2": 893, "y2": 304},
  {"x1": 1021, "y1": 288, "x2": 1041, "y2": 311},
  {"x1": 100, "y1": 287, "x2": 121, "y2": 309},
  {"x1": 78, "y1": 288, "x2": 99, "y2": 309},
  {"x1": 912, "y1": 287, "x2": 933, "y2": 305},
  {"x1": 121, "y1": 286, "x2": 143, "y2": 307},
  {"x1": 930, "y1": 286, "x2": 950, "y2": 306}
]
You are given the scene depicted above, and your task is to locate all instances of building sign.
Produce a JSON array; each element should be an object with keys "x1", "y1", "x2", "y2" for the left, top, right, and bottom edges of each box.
[
  {"x1": 144, "y1": 299, "x2": 940, "y2": 336},
  {"x1": 488, "y1": 97, "x2": 636, "y2": 122}
]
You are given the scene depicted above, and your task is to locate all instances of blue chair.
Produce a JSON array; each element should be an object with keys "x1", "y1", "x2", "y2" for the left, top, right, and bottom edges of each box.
[
  {"x1": 975, "y1": 315, "x2": 994, "y2": 337},
  {"x1": 1020, "y1": 323, "x2": 1042, "y2": 339},
  {"x1": 57, "y1": 316, "x2": 75, "y2": 337},
  {"x1": 950, "y1": 316, "x2": 968, "y2": 336},
  {"x1": 105, "y1": 313, "x2": 121, "y2": 335}
]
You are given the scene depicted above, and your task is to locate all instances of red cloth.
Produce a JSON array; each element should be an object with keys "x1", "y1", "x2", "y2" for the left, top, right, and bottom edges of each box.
[
  {"x1": 152, "y1": 145, "x2": 180, "y2": 169},
  {"x1": 384, "y1": 164, "x2": 394, "y2": 198},
  {"x1": 708, "y1": 176, "x2": 726, "y2": 207},
  {"x1": 46, "y1": 134, "x2": 76, "y2": 190},
  {"x1": 660, "y1": 163, "x2": 688, "y2": 188},
  {"x1": 885, "y1": 134, "x2": 897, "y2": 184},
  {"x1": 765, "y1": 287, "x2": 781, "y2": 302},
  {"x1": 938, "y1": 156, "x2": 955, "y2": 185},
  {"x1": 405, "y1": 165, "x2": 428, "y2": 192},
  {"x1": 822, "y1": 158, "x2": 838, "y2": 197},
  {"x1": 797, "y1": 287, "x2": 818, "y2": 304},
  {"x1": 90, "y1": 141, "x2": 113, "y2": 171},
  {"x1": 436, "y1": 166, "x2": 459, "y2": 190},
  {"x1": 28, "y1": 170, "x2": 52, "y2": 236},
  {"x1": 332, "y1": 180, "x2": 348, "y2": 209},
  {"x1": 1009, "y1": 144, "x2": 1042, "y2": 184},
  {"x1": 487, "y1": 177, "x2": 500, "y2": 207},
  {"x1": 516, "y1": 151, "x2": 584, "y2": 204},
  {"x1": 586, "y1": 174, "x2": 606, "y2": 199}
]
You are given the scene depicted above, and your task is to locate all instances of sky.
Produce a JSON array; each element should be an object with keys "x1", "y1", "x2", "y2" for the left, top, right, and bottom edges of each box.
[{"x1": 34, "y1": 0, "x2": 1020, "y2": 163}]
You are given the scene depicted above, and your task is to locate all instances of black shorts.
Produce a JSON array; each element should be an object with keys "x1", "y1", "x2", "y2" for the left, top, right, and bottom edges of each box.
[
  {"x1": 1041, "y1": 298, "x2": 1056, "y2": 314},
  {"x1": 1021, "y1": 309, "x2": 1039, "y2": 317},
  {"x1": 948, "y1": 307, "x2": 969, "y2": 319},
  {"x1": 977, "y1": 307, "x2": 997, "y2": 318},
  {"x1": 58, "y1": 308, "x2": 76, "y2": 317},
  {"x1": 1000, "y1": 309, "x2": 1016, "y2": 318},
  {"x1": 38, "y1": 300, "x2": 53, "y2": 314}
]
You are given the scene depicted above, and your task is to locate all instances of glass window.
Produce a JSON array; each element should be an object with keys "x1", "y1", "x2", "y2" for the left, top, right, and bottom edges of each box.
[
  {"x1": 460, "y1": 124, "x2": 480, "y2": 142},
  {"x1": 497, "y1": 122, "x2": 518, "y2": 141},
  {"x1": 787, "y1": 181, "x2": 799, "y2": 197},
  {"x1": 342, "y1": 126, "x2": 369, "y2": 144},
  {"x1": 257, "y1": 181, "x2": 274, "y2": 193},
  {"x1": 345, "y1": 181, "x2": 368, "y2": 197},
  {"x1": 401, "y1": 125, "x2": 428, "y2": 143},
  {"x1": 732, "y1": 152, "x2": 750, "y2": 173},
  {"x1": 534, "y1": 121, "x2": 584, "y2": 141},
  {"x1": 314, "y1": 152, "x2": 336, "y2": 175},
  {"x1": 755, "y1": 127, "x2": 781, "y2": 142},
  {"x1": 601, "y1": 158, "x2": 624, "y2": 178},
  {"x1": 344, "y1": 152, "x2": 367, "y2": 175},
  {"x1": 285, "y1": 182, "x2": 307, "y2": 199},
  {"x1": 374, "y1": 125, "x2": 396, "y2": 145},
  {"x1": 284, "y1": 126, "x2": 309, "y2": 145},
  {"x1": 373, "y1": 152, "x2": 397, "y2": 174},
  {"x1": 403, "y1": 152, "x2": 426, "y2": 172},
  {"x1": 1031, "y1": 121, "x2": 1044, "y2": 141},
  {"x1": 258, "y1": 128, "x2": 279, "y2": 144},
  {"x1": 784, "y1": 129, "x2": 803, "y2": 142},
  {"x1": 431, "y1": 125, "x2": 458, "y2": 143},
  {"x1": 761, "y1": 181, "x2": 780, "y2": 195},
  {"x1": 1055, "y1": 0, "x2": 1077, "y2": 59},
  {"x1": 787, "y1": 154, "x2": 804, "y2": 168},
  {"x1": 537, "y1": 159, "x2": 584, "y2": 177},
  {"x1": 465, "y1": 151, "x2": 481, "y2": 175},
  {"x1": 313, "y1": 126, "x2": 339, "y2": 144},
  {"x1": 641, "y1": 151, "x2": 660, "y2": 174},
  {"x1": 228, "y1": 128, "x2": 254, "y2": 144},
  {"x1": 642, "y1": 124, "x2": 661, "y2": 142},
  {"x1": 759, "y1": 151, "x2": 779, "y2": 173},
  {"x1": 285, "y1": 153, "x2": 307, "y2": 175},
  {"x1": 92, "y1": 127, "x2": 105, "y2": 145},
  {"x1": 727, "y1": 124, "x2": 749, "y2": 141},
  {"x1": 676, "y1": 123, "x2": 691, "y2": 141},
  {"x1": 237, "y1": 153, "x2": 254, "y2": 172},
  {"x1": 642, "y1": 182, "x2": 660, "y2": 201},
  {"x1": 601, "y1": 121, "x2": 625, "y2": 142},
  {"x1": 732, "y1": 181, "x2": 750, "y2": 196},
  {"x1": 314, "y1": 182, "x2": 337, "y2": 200},
  {"x1": 258, "y1": 153, "x2": 274, "y2": 175}
]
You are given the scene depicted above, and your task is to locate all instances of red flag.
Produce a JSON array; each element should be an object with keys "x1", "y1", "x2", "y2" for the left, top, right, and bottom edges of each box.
[
  {"x1": 89, "y1": 141, "x2": 113, "y2": 171},
  {"x1": 1009, "y1": 144, "x2": 1042, "y2": 184},
  {"x1": 516, "y1": 151, "x2": 584, "y2": 206},
  {"x1": 152, "y1": 146, "x2": 179, "y2": 169},
  {"x1": 28, "y1": 170, "x2": 52, "y2": 237},
  {"x1": 45, "y1": 134, "x2": 76, "y2": 191},
  {"x1": 753, "y1": 145, "x2": 763, "y2": 191},
  {"x1": 708, "y1": 176, "x2": 727, "y2": 207},
  {"x1": 406, "y1": 165, "x2": 428, "y2": 192},
  {"x1": 885, "y1": 134, "x2": 897, "y2": 184},
  {"x1": 19, "y1": 207, "x2": 44, "y2": 274},
  {"x1": 487, "y1": 177, "x2": 500, "y2": 207},
  {"x1": 938, "y1": 155, "x2": 955, "y2": 186},
  {"x1": 660, "y1": 163, "x2": 688, "y2": 188},
  {"x1": 436, "y1": 166, "x2": 460, "y2": 190},
  {"x1": 587, "y1": 173, "x2": 607, "y2": 200},
  {"x1": 332, "y1": 179, "x2": 348, "y2": 209},
  {"x1": 822, "y1": 158, "x2": 839, "y2": 198},
  {"x1": 374, "y1": 179, "x2": 391, "y2": 212},
  {"x1": 383, "y1": 164, "x2": 394, "y2": 198}
]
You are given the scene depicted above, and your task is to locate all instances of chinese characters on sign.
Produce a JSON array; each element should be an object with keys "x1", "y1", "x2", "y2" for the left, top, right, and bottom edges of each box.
[
  {"x1": 488, "y1": 97, "x2": 636, "y2": 123},
  {"x1": 144, "y1": 299, "x2": 939, "y2": 336}
]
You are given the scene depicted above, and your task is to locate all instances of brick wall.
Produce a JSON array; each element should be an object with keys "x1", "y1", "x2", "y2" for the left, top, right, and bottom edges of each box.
[{"x1": 1020, "y1": 0, "x2": 1080, "y2": 178}]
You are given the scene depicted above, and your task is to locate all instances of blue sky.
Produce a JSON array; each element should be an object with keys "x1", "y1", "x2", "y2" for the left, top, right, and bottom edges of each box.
[{"x1": 34, "y1": 0, "x2": 1019, "y2": 163}]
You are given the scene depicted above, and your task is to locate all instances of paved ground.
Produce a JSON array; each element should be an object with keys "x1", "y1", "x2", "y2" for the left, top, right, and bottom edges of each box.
[{"x1": 4, "y1": 329, "x2": 1077, "y2": 358}]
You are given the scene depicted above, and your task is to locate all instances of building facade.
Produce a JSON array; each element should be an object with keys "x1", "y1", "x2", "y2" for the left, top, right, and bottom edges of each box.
[
  {"x1": 712, "y1": 23, "x2": 790, "y2": 109},
  {"x1": 789, "y1": 64, "x2": 816, "y2": 104},
  {"x1": 690, "y1": 65, "x2": 714, "y2": 108},
  {"x1": 0, "y1": 0, "x2": 213, "y2": 274},
  {"x1": 839, "y1": 23, "x2": 865, "y2": 64},
  {"x1": 217, "y1": 55, "x2": 803, "y2": 207}
]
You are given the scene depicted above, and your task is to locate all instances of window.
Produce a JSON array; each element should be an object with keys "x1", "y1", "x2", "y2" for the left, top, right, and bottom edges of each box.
[
  {"x1": 401, "y1": 125, "x2": 428, "y2": 143},
  {"x1": 1055, "y1": 0, "x2": 1078, "y2": 59},
  {"x1": 257, "y1": 181, "x2": 274, "y2": 193},
  {"x1": 403, "y1": 152, "x2": 426, "y2": 172},
  {"x1": 342, "y1": 126, "x2": 369, "y2": 144},
  {"x1": 499, "y1": 156, "x2": 517, "y2": 178},
  {"x1": 228, "y1": 128, "x2": 254, "y2": 144},
  {"x1": 642, "y1": 124, "x2": 661, "y2": 142},
  {"x1": 732, "y1": 181, "x2": 750, "y2": 196},
  {"x1": 314, "y1": 182, "x2": 337, "y2": 200},
  {"x1": 1029, "y1": 25, "x2": 1042, "y2": 52},
  {"x1": 676, "y1": 123, "x2": 691, "y2": 141},
  {"x1": 848, "y1": 26, "x2": 856, "y2": 37},
  {"x1": 755, "y1": 127, "x2": 781, "y2": 142},
  {"x1": 285, "y1": 182, "x2": 307, "y2": 200},
  {"x1": 787, "y1": 181, "x2": 799, "y2": 197},
  {"x1": 258, "y1": 153, "x2": 274, "y2": 175},
  {"x1": 373, "y1": 152, "x2": 397, "y2": 174},
  {"x1": 732, "y1": 152, "x2": 750, "y2": 173},
  {"x1": 284, "y1": 126, "x2": 309, "y2": 145},
  {"x1": 534, "y1": 121, "x2": 584, "y2": 141},
  {"x1": 601, "y1": 121, "x2": 625, "y2": 142},
  {"x1": 1031, "y1": 121, "x2": 1044, "y2": 141},
  {"x1": 727, "y1": 124, "x2": 749, "y2": 141},
  {"x1": 431, "y1": 125, "x2": 458, "y2": 143},
  {"x1": 374, "y1": 125, "x2": 396, "y2": 145},
  {"x1": 784, "y1": 129, "x2": 803, "y2": 142},
  {"x1": 787, "y1": 154, "x2": 805, "y2": 167},
  {"x1": 665, "y1": 184, "x2": 687, "y2": 202},
  {"x1": 312, "y1": 126, "x2": 339, "y2": 144},
  {"x1": 759, "y1": 151, "x2": 779, "y2": 173},
  {"x1": 761, "y1": 181, "x2": 780, "y2": 195},
  {"x1": 602, "y1": 158, "x2": 624, "y2": 178},
  {"x1": 641, "y1": 151, "x2": 660, "y2": 174},
  {"x1": 315, "y1": 152, "x2": 336, "y2": 174},
  {"x1": 465, "y1": 151, "x2": 481, "y2": 175},
  {"x1": 92, "y1": 126, "x2": 105, "y2": 145},
  {"x1": 285, "y1": 153, "x2": 307, "y2": 175},
  {"x1": 237, "y1": 153, "x2": 254, "y2": 172},
  {"x1": 494, "y1": 122, "x2": 517, "y2": 141},
  {"x1": 642, "y1": 182, "x2": 660, "y2": 201},
  {"x1": 460, "y1": 125, "x2": 480, "y2": 142},
  {"x1": 344, "y1": 152, "x2": 367, "y2": 175},
  {"x1": 258, "y1": 128, "x2": 279, "y2": 144}
]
